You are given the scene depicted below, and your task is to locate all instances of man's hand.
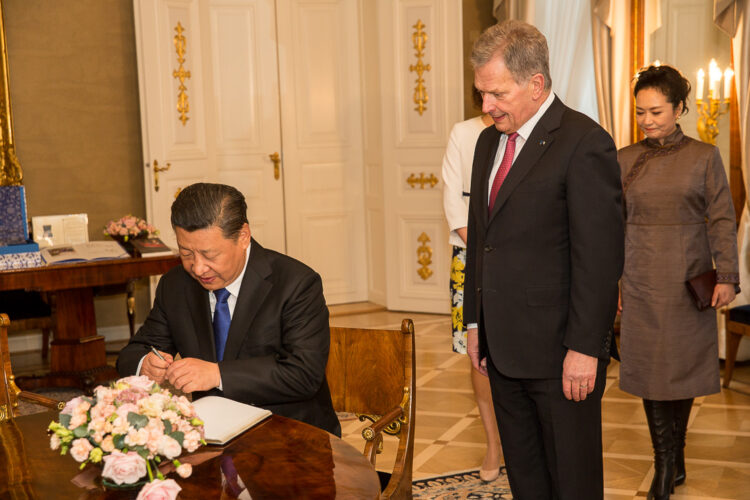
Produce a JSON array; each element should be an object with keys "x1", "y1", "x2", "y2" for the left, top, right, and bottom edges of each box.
[
  {"x1": 467, "y1": 328, "x2": 488, "y2": 376},
  {"x1": 712, "y1": 283, "x2": 736, "y2": 309},
  {"x1": 562, "y1": 349, "x2": 597, "y2": 402},
  {"x1": 140, "y1": 350, "x2": 174, "y2": 384},
  {"x1": 166, "y1": 358, "x2": 221, "y2": 393}
]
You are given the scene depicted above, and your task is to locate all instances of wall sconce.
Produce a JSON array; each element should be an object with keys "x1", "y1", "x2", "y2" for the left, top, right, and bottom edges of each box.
[{"x1": 695, "y1": 59, "x2": 733, "y2": 145}]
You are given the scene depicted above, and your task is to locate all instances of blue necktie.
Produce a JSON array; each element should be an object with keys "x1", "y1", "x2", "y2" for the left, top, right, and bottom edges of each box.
[{"x1": 213, "y1": 288, "x2": 231, "y2": 361}]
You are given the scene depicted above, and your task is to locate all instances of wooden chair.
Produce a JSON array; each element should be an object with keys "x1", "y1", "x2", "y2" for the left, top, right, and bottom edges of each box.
[
  {"x1": 723, "y1": 305, "x2": 750, "y2": 388},
  {"x1": 326, "y1": 319, "x2": 415, "y2": 500},
  {"x1": 0, "y1": 290, "x2": 54, "y2": 360},
  {"x1": 0, "y1": 313, "x2": 62, "y2": 422}
]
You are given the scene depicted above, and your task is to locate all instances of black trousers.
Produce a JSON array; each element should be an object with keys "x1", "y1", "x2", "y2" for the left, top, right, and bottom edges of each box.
[{"x1": 487, "y1": 356, "x2": 608, "y2": 500}]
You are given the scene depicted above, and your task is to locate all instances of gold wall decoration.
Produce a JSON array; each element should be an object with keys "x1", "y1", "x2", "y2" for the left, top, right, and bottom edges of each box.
[
  {"x1": 416, "y1": 232, "x2": 433, "y2": 280},
  {"x1": 0, "y1": 1, "x2": 22, "y2": 186},
  {"x1": 406, "y1": 172, "x2": 438, "y2": 189},
  {"x1": 408, "y1": 19, "x2": 431, "y2": 116},
  {"x1": 172, "y1": 22, "x2": 191, "y2": 126}
]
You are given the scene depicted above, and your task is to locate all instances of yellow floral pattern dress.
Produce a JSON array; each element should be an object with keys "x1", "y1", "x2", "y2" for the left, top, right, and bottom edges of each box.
[{"x1": 450, "y1": 245, "x2": 467, "y2": 353}]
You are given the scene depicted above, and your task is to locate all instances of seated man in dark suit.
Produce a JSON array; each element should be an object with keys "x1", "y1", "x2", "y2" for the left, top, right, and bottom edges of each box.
[{"x1": 117, "y1": 182, "x2": 340, "y2": 436}]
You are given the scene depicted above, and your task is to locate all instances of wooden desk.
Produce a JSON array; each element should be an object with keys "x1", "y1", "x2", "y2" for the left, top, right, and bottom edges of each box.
[
  {"x1": 0, "y1": 256, "x2": 181, "y2": 390},
  {"x1": 2, "y1": 411, "x2": 381, "y2": 499}
]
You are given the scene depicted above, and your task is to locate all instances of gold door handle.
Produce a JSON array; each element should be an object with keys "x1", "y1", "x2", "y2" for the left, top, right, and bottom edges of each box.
[
  {"x1": 269, "y1": 152, "x2": 280, "y2": 180},
  {"x1": 152, "y1": 159, "x2": 171, "y2": 192}
]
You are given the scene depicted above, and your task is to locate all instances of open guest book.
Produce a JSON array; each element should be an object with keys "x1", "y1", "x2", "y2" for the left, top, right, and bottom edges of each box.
[
  {"x1": 40, "y1": 241, "x2": 128, "y2": 264},
  {"x1": 192, "y1": 396, "x2": 272, "y2": 445}
]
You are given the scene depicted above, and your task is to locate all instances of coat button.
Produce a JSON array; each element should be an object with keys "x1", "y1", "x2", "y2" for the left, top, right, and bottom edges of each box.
[{"x1": 484, "y1": 245, "x2": 493, "y2": 252}]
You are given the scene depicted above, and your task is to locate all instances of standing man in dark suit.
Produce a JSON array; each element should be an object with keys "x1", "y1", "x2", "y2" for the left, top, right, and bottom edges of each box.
[
  {"x1": 463, "y1": 21, "x2": 623, "y2": 499},
  {"x1": 117, "y1": 183, "x2": 340, "y2": 436}
]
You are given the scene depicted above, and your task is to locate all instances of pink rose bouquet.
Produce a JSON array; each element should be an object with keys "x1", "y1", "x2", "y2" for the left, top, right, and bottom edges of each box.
[
  {"x1": 104, "y1": 215, "x2": 158, "y2": 242},
  {"x1": 48, "y1": 376, "x2": 205, "y2": 493}
]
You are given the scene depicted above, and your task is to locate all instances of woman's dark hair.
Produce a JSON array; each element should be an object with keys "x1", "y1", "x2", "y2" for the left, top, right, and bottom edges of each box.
[
  {"x1": 634, "y1": 64, "x2": 691, "y2": 115},
  {"x1": 171, "y1": 183, "x2": 248, "y2": 240}
]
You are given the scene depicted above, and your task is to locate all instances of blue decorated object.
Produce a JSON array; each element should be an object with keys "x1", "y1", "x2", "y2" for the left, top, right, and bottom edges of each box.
[{"x1": 0, "y1": 186, "x2": 29, "y2": 245}]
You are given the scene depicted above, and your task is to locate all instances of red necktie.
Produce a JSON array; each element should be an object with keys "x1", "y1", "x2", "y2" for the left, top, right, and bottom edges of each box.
[{"x1": 488, "y1": 132, "x2": 519, "y2": 213}]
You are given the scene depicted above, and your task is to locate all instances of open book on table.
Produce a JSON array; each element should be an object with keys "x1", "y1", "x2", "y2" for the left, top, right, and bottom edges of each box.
[
  {"x1": 40, "y1": 241, "x2": 128, "y2": 265},
  {"x1": 192, "y1": 396, "x2": 272, "y2": 445}
]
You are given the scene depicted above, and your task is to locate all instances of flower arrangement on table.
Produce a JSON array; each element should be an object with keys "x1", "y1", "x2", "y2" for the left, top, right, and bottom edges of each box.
[
  {"x1": 104, "y1": 215, "x2": 159, "y2": 242},
  {"x1": 48, "y1": 376, "x2": 206, "y2": 500}
]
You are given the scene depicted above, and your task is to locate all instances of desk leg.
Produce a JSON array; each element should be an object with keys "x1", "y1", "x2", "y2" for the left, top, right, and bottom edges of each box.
[{"x1": 16, "y1": 288, "x2": 119, "y2": 392}]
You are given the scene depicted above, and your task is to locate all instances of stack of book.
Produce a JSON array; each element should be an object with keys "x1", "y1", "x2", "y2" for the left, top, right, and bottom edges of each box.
[{"x1": 0, "y1": 186, "x2": 42, "y2": 270}]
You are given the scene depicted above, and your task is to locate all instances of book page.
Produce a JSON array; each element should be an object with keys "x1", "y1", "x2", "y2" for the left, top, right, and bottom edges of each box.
[
  {"x1": 192, "y1": 396, "x2": 272, "y2": 445},
  {"x1": 40, "y1": 241, "x2": 128, "y2": 264},
  {"x1": 32, "y1": 214, "x2": 89, "y2": 248}
]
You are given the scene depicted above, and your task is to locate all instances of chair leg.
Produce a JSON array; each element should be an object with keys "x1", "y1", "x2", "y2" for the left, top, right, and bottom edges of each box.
[
  {"x1": 723, "y1": 330, "x2": 742, "y2": 388},
  {"x1": 126, "y1": 281, "x2": 136, "y2": 338},
  {"x1": 41, "y1": 327, "x2": 50, "y2": 361}
]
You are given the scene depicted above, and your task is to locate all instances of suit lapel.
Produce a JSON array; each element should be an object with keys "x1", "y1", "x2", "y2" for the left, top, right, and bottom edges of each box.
[
  {"x1": 186, "y1": 276, "x2": 215, "y2": 360},
  {"x1": 222, "y1": 239, "x2": 272, "y2": 360},
  {"x1": 488, "y1": 96, "x2": 564, "y2": 223},
  {"x1": 475, "y1": 128, "x2": 502, "y2": 230}
]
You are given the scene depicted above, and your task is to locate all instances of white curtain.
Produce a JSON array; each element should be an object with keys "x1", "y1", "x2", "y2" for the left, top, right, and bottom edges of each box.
[
  {"x1": 715, "y1": 0, "x2": 750, "y2": 360},
  {"x1": 494, "y1": 0, "x2": 600, "y2": 122}
]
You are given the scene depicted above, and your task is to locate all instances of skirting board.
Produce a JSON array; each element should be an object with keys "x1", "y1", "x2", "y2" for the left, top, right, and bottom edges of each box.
[{"x1": 8, "y1": 324, "x2": 138, "y2": 354}]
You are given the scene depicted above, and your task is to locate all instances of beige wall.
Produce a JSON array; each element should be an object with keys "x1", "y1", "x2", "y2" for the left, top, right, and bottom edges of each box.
[
  {"x1": 461, "y1": 1, "x2": 495, "y2": 120},
  {"x1": 4, "y1": 0, "x2": 150, "y2": 334}
]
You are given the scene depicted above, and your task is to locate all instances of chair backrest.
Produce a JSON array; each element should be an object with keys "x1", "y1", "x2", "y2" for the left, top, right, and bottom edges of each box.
[
  {"x1": 0, "y1": 313, "x2": 61, "y2": 421},
  {"x1": 1, "y1": 313, "x2": 15, "y2": 421},
  {"x1": 326, "y1": 319, "x2": 415, "y2": 500}
]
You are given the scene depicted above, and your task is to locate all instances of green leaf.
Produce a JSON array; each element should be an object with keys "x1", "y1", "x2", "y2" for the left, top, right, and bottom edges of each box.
[
  {"x1": 162, "y1": 419, "x2": 172, "y2": 434},
  {"x1": 170, "y1": 431, "x2": 184, "y2": 446},
  {"x1": 113, "y1": 434, "x2": 126, "y2": 450},
  {"x1": 136, "y1": 447, "x2": 149, "y2": 460},
  {"x1": 73, "y1": 425, "x2": 89, "y2": 438},
  {"x1": 59, "y1": 414, "x2": 71, "y2": 428},
  {"x1": 127, "y1": 412, "x2": 149, "y2": 429}
]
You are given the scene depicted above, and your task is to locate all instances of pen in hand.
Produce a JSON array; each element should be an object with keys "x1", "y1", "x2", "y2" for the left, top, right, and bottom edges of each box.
[{"x1": 149, "y1": 345, "x2": 168, "y2": 362}]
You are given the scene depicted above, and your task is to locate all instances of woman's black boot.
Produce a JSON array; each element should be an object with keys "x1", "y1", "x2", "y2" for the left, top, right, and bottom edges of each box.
[
  {"x1": 672, "y1": 398, "x2": 693, "y2": 486},
  {"x1": 643, "y1": 399, "x2": 676, "y2": 500}
]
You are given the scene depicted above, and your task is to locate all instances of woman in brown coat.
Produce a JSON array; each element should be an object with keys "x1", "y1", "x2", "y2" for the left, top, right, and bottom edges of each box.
[{"x1": 618, "y1": 64, "x2": 739, "y2": 500}]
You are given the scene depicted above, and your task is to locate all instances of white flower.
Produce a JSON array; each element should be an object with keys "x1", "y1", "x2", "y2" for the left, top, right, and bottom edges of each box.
[
  {"x1": 157, "y1": 435, "x2": 182, "y2": 459},
  {"x1": 49, "y1": 434, "x2": 60, "y2": 451},
  {"x1": 176, "y1": 463, "x2": 192, "y2": 478},
  {"x1": 136, "y1": 478, "x2": 181, "y2": 500}
]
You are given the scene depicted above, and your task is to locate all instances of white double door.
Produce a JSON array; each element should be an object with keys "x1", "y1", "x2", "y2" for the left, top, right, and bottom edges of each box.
[{"x1": 134, "y1": 0, "x2": 367, "y2": 304}]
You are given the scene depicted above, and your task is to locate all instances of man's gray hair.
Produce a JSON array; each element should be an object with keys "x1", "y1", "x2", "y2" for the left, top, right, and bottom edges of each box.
[{"x1": 471, "y1": 20, "x2": 552, "y2": 90}]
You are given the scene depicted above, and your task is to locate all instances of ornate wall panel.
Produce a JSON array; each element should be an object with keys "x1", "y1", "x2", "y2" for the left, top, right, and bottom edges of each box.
[
  {"x1": 397, "y1": 215, "x2": 449, "y2": 300},
  {"x1": 162, "y1": 0, "x2": 207, "y2": 158}
]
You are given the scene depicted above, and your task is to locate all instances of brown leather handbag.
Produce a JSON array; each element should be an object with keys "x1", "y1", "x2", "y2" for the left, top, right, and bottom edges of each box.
[{"x1": 685, "y1": 269, "x2": 716, "y2": 311}]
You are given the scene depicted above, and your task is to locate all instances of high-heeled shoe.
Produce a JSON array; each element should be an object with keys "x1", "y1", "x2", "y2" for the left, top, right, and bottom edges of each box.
[{"x1": 479, "y1": 467, "x2": 500, "y2": 483}]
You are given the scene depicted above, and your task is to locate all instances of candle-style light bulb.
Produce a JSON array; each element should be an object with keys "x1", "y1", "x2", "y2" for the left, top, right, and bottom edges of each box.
[
  {"x1": 709, "y1": 59, "x2": 722, "y2": 96},
  {"x1": 696, "y1": 68, "x2": 705, "y2": 101},
  {"x1": 724, "y1": 68, "x2": 734, "y2": 100}
]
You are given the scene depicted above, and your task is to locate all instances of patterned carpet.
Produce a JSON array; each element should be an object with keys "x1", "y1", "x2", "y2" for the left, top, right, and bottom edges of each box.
[{"x1": 413, "y1": 468, "x2": 512, "y2": 499}]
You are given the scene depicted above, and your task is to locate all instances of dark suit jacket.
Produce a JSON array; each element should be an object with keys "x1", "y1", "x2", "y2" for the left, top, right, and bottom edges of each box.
[
  {"x1": 464, "y1": 96, "x2": 624, "y2": 379},
  {"x1": 117, "y1": 239, "x2": 340, "y2": 436}
]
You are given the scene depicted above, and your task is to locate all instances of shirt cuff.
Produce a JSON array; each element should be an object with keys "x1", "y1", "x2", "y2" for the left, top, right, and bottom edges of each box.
[{"x1": 466, "y1": 323, "x2": 478, "y2": 330}]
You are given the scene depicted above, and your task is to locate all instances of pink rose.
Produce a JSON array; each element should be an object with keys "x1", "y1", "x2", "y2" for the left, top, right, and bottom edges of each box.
[
  {"x1": 70, "y1": 438, "x2": 93, "y2": 462},
  {"x1": 102, "y1": 451, "x2": 147, "y2": 485},
  {"x1": 136, "y1": 479, "x2": 182, "y2": 500},
  {"x1": 120, "y1": 375, "x2": 156, "y2": 392},
  {"x1": 61, "y1": 396, "x2": 86, "y2": 415}
]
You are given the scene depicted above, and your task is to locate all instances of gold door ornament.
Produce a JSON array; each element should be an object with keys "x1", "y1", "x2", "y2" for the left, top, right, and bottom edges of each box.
[
  {"x1": 0, "y1": 1, "x2": 22, "y2": 186},
  {"x1": 416, "y1": 232, "x2": 433, "y2": 280},
  {"x1": 172, "y1": 22, "x2": 191, "y2": 125},
  {"x1": 406, "y1": 172, "x2": 438, "y2": 189},
  {"x1": 408, "y1": 20, "x2": 431, "y2": 116}
]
